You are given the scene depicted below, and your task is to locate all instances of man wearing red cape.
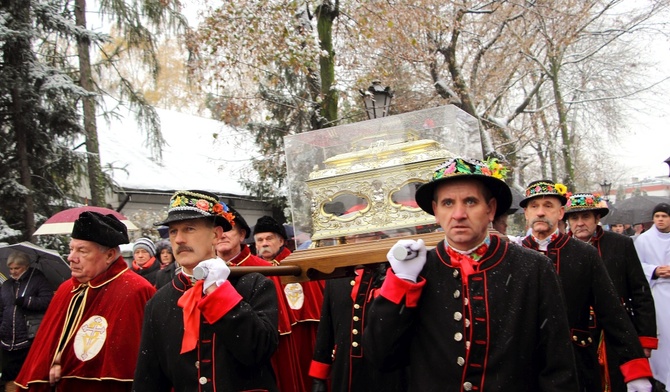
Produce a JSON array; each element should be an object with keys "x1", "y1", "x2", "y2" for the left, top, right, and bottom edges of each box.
[
  {"x1": 15, "y1": 212, "x2": 156, "y2": 391},
  {"x1": 253, "y1": 216, "x2": 324, "y2": 392}
]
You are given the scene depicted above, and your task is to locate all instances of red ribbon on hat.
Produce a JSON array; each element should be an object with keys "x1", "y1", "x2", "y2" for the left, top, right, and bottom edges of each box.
[{"x1": 177, "y1": 280, "x2": 204, "y2": 353}]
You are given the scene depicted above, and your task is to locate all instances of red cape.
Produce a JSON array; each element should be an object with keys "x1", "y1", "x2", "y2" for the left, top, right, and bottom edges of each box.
[
  {"x1": 15, "y1": 257, "x2": 156, "y2": 390},
  {"x1": 272, "y1": 246, "x2": 324, "y2": 392}
]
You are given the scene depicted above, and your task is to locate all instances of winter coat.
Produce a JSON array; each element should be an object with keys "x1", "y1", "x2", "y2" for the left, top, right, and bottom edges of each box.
[
  {"x1": 0, "y1": 267, "x2": 53, "y2": 350},
  {"x1": 310, "y1": 264, "x2": 408, "y2": 392},
  {"x1": 133, "y1": 257, "x2": 161, "y2": 286},
  {"x1": 588, "y1": 227, "x2": 658, "y2": 392},
  {"x1": 523, "y1": 233, "x2": 651, "y2": 392},
  {"x1": 364, "y1": 235, "x2": 579, "y2": 392},
  {"x1": 133, "y1": 271, "x2": 279, "y2": 392}
]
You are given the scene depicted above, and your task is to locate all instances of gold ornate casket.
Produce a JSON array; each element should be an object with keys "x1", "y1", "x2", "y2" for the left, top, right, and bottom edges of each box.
[{"x1": 284, "y1": 105, "x2": 482, "y2": 247}]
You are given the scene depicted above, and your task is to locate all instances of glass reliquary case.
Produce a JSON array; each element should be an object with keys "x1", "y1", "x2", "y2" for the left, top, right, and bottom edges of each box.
[{"x1": 284, "y1": 105, "x2": 482, "y2": 249}]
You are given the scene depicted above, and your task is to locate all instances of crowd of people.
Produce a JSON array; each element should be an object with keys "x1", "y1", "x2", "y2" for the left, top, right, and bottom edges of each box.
[{"x1": 2, "y1": 159, "x2": 669, "y2": 391}]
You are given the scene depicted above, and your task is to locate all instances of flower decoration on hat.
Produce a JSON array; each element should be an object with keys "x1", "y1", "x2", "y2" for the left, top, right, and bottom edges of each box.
[
  {"x1": 554, "y1": 183, "x2": 568, "y2": 196},
  {"x1": 520, "y1": 180, "x2": 572, "y2": 208},
  {"x1": 415, "y1": 156, "x2": 513, "y2": 218},
  {"x1": 433, "y1": 157, "x2": 509, "y2": 181},
  {"x1": 524, "y1": 181, "x2": 571, "y2": 199},
  {"x1": 564, "y1": 192, "x2": 609, "y2": 217},
  {"x1": 169, "y1": 191, "x2": 235, "y2": 227},
  {"x1": 566, "y1": 193, "x2": 602, "y2": 209}
]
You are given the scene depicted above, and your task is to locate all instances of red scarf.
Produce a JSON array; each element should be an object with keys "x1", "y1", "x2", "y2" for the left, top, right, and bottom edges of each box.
[
  {"x1": 177, "y1": 280, "x2": 204, "y2": 353},
  {"x1": 446, "y1": 246, "x2": 477, "y2": 279},
  {"x1": 132, "y1": 256, "x2": 156, "y2": 270}
]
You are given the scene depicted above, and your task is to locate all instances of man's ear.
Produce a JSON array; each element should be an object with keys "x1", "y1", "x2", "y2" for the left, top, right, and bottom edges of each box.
[
  {"x1": 487, "y1": 198, "x2": 497, "y2": 222},
  {"x1": 213, "y1": 225, "x2": 225, "y2": 243},
  {"x1": 106, "y1": 247, "x2": 119, "y2": 265}
]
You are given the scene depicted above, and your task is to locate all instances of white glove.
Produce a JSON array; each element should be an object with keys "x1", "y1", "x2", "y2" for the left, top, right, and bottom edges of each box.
[
  {"x1": 387, "y1": 239, "x2": 427, "y2": 283},
  {"x1": 198, "y1": 257, "x2": 230, "y2": 294},
  {"x1": 627, "y1": 378, "x2": 652, "y2": 392}
]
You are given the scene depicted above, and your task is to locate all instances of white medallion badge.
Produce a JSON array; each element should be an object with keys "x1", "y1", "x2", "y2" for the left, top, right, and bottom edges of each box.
[
  {"x1": 73, "y1": 315, "x2": 108, "y2": 361},
  {"x1": 284, "y1": 283, "x2": 304, "y2": 310}
]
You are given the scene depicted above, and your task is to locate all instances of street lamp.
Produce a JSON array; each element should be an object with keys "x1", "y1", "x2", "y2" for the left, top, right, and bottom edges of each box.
[
  {"x1": 359, "y1": 80, "x2": 393, "y2": 119},
  {"x1": 599, "y1": 179, "x2": 612, "y2": 200},
  {"x1": 664, "y1": 156, "x2": 670, "y2": 177}
]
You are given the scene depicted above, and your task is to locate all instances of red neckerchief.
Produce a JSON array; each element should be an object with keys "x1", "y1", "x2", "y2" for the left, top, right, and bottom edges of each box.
[
  {"x1": 132, "y1": 256, "x2": 156, "y2": 271},
  {"x1": 177, "y1": 278, "x2": 204, "y2": 354},
  {"x1": 445, "y1": 238, "x2": 490, "y2": 280}
]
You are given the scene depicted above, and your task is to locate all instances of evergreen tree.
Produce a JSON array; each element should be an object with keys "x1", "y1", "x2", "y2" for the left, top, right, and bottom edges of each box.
[{"x1": 0, "y1": 0, "x2": 88, "y2": 241}]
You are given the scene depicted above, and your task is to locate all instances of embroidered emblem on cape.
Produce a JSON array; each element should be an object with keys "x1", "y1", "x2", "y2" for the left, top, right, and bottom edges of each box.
[
  {"x1": 284, "y1": 283, "x2": 304, "y2": 310},
  {"x1": 74, "y1": 315, "x2": 108, "y2": 361}
]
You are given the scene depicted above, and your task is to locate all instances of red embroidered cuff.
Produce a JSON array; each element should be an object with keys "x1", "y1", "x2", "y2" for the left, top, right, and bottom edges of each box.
[
  {"x1": 308, "y1": 360, "x2": 331, "y2": 379},
  {"x1": 199, "y1": 281, "x2": 242, "y2": 323},
  {"x1": 639, "y1": 336, "x2": 659, "y2": 350},
  {"x1": 619, "y1": 357, "x2": 653, "y2": 383},
  {"x1": 379, "y1": 270, "x2": 425, "y2": 307}
]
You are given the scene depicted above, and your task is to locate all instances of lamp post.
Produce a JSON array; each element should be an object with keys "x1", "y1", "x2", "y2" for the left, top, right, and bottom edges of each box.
[
  {"x1": 665, "y1": 156, "x2": 670, "y2": 177},
  {"x1": 359, "y1": 80, "x2": 394, "y2": 119},
  {"x1": 599, "y1": 179, "x2": 612, "y2": 200}
]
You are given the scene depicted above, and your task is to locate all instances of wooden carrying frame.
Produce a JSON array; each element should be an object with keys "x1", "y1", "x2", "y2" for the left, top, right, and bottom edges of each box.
[{"x1": 228, "y1": 231, "x2": 445, "y2": 284}]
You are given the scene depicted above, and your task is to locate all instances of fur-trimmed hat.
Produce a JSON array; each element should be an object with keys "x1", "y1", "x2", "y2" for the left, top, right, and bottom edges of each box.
[
  {"x1": 519, "y1": 180, "x2": 570, "y2": 208},
  {"x1": 71, "y1": 211, "x2": 129, "y2": 248},
  {"x1": 564, "y1": 193, "x2": 609, "y2": 218},
  {"x1": 154, "y1": 190, "x2": 234, "y2": 231},
  {"x1": 133, "y1": 237, "x2": 156, "y2": 257},
  {"x1": 414, "y1": 157, "x2": 512, "y2": 218},
  {"x1": 155, "y1": 240, "x2": 172, "y2": 255},
  {"x1": 653, "y1": 202, "x2": 670, "y2": 217},
  {"x1": 252, "y1": 216, "x2": 287, "y2": 240},
  {"x1": 228, "y1": 207, "x2": 251, "y2": 239}
]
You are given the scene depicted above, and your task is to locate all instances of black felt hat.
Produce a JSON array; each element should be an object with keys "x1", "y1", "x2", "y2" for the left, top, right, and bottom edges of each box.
[
  {"x1": 519, "y1": 180, "x2": 569, "y2": 208},
  {"x1": 564, "y1": 193, "x2": 609, "y2": 218},
  {"x1": 229, "y1": 207, "x2": 251, "y2": 239},
  {"x1": 414, "y1": 157, "x2": 512, "y2": 218},
  {"x1": 71, "y1": 211, "x2": 129, "y2": 248},
  {"x1": 252, "y1": 216, "x2": 287, "y2": 240},
  {"x1": 154, "y1": 190, "x2": 234, "y2": 231}
]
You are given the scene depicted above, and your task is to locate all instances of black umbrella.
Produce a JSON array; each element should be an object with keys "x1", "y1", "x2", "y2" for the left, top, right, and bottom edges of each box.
[
  {"x1": 0, "y1": 242, "x2": 71, "y2": 289},
  {"x1": 602, "y1": 195, "x2": 670, "y2": 225}
]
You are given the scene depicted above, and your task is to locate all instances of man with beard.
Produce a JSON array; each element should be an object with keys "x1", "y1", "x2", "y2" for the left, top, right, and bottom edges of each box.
[
  {"x1": 520, "y1": 180, "x2": 654, "y2": 392},
  {"x1": 564, "y1": 192, "x2": 657, "y2": 391},
  {"x1": 635, "y1": 202, "x2": 670, "y2": 387},
  {"x1": 364, "y1": 157, "x2": 579, "y2": 391},
  {"x1": 133, "y1": 190, "x2": 279, "y2": 391},
  {"x1": 252, "y1": 216, "x2": 323, "y2": 392}
]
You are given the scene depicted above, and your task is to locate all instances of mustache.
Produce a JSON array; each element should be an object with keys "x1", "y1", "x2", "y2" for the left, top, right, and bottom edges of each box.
[
  {"x1": 257, "y1": 245, "x2": 273, "y2": 253},
  {"x1": 176, "y1": 246, "x2": 194, "y2": 254},
  {"x1": 530, "y1": 217, "x2": 554, "y2": 226}
]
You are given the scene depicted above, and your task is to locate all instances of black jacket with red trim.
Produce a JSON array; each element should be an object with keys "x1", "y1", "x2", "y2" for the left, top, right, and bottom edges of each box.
[
  {"x1": 132, "y1": 271, "x2": 279, "y2": 392},
  {"x1": 523, "y1": 232, "x2": 652, "y2": 392},
  {"x1": 588, "y1": 228, "x2": 657, "y2": 345},
  {"x1": 364, "y1": 235, "x2": 578, "y2": 392},
  {"x1": 574, "y1": 227, "x2": 657, "y2": 392},
  {"x1": 309, "y1": 264, "x2": 407, "y2": 392}
]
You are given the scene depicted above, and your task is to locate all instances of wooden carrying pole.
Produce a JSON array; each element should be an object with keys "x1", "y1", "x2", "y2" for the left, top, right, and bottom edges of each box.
[{"x1": 227, "y1": 231, "x2": 445, "y2": 284}]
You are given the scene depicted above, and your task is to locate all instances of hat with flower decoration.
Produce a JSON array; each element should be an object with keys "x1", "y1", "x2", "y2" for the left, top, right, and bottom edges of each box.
[
  {"x1": 563, "y1": 192, "x2": 609, "y2": 218},
  {"x1": 154, "y1": 190, "x2": 235, "y2": 231},
  {"x1": 519, "y1": 180, "x2": 571, "y2": 208},
  {"x1": 414, "y1": 157, "x2": 512, "y2": 218}
]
